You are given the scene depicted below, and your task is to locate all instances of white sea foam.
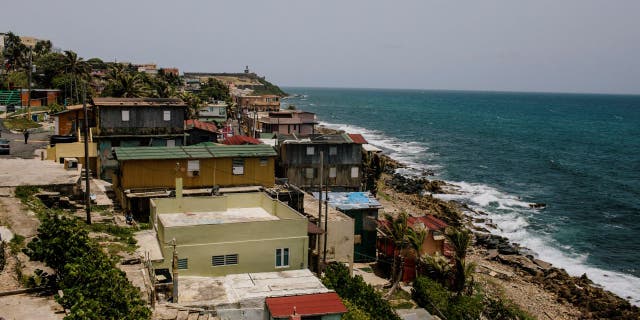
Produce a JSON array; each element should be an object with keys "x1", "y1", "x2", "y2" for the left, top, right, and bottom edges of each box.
[
  {"x1": 318, "y1": 121, "x2": 441, "y2": 174},
  {"x1": 318, "y1": 119, "x2": 640, "y2": 305},
  {"x1": 435, "y1": 181, "x2": 640, "y2": 306}
]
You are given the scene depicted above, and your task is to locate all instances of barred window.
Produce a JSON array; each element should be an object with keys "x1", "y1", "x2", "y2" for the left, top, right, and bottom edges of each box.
[
  {"x1": 177, "y1": 258, "x2": 188, "y2": 269},
  {"x1": 212, "y1": 254, "x2": 239, "y2": 267}
]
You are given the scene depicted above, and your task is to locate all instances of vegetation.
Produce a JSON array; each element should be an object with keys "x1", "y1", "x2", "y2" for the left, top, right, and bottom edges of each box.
[
  {"x1": 412, "y1": 277, "x2": 533, "y2": 320},
  {"x1": 253, "y1": 77, "x2": 287, "y2": 96},
  {"x1": 322, "y1": 262, "x2": 401, "y2": 320},
  {"x1": 0, "y1": 241, "x2": 6, "y2": 272},
  {"x1": 2, "y1": 117, "x2": 41, "y2": 131},
  {"x1": 380, "y1": 211, "x2": 409, "y2": 294},
  {"x1": 198, "y1": 78, "x2": 230, "y2": 102},
  {"x1": 25, "y1": 213, "x2": 150, "y2": 319}
]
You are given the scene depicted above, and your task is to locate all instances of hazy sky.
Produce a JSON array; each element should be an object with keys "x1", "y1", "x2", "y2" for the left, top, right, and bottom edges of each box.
[{"x1": 3, "y1": 1, "x2": 640, "y2": 94}]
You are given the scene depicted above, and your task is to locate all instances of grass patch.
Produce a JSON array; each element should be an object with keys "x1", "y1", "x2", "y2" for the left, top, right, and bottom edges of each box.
[
  {"x1": 86, "y1": 223, "x2": 137, "y2": 253},
  {"x1": 359, "y1": 266, "x2": 373, "y2": 273},
  {"x1": 392, "y1": 301, "x2": 415, "y2": 310},
  {"x1": 2, "y1": 117, "x2": 41, "y2": 131},
  {"x1": 9, "y1": 234, "x2": 25, "y2": 255},
  {"x1": 14, "y1": 186, "x2": 40, "y2": 202}
]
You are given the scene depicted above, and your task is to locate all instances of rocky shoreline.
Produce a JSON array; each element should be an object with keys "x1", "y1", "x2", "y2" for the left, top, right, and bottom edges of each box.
[{"x1": 375, "y1": 153, "x2": 640, "y2": 319}]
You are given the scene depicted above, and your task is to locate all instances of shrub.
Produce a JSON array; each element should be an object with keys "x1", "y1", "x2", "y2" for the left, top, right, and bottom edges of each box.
[
  {"x1": 412, "y1": 276, "x2": 449, "y2": 318},
  {"x1": 322, "y1": 262, "x2": 400, "y2": 320},
  {"x1": 25, "y1": 213, "x2": 150, "y2": 319}
]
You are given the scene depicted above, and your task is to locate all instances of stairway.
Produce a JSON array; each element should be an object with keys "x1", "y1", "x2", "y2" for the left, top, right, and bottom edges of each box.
[{"x1": 0, "y1": 90, "x2": 21, "y2": 107}]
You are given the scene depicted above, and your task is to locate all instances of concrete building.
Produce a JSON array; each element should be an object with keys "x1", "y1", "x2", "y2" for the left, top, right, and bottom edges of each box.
[
  {"x1": 303, "y1": 195, "x2": 354, "y2": 270},
  {"x1": 46, "y1": 105, "x2": 98, "y2": 174},
  {"x1": 197, "y1": 101, "x2": 228, "y2": 124},
  {"x1": 146, "y1": 192, "x2": 309, "y2": 277},
  {"x1": 277, "y1": 133, "x2": 366, "y2": 191},
  {"x1": 174, "y1": 269, "x2": 338, "y2": 320},
  {"x1": 258, "y1": 110, "x2": 318, "y2": 135},
  {"x1": 316, "y1": 192, "x2": 382, "y2": 262},
  {"x1": 235, "y1": 95, "x2": 281, "y2": 112}
]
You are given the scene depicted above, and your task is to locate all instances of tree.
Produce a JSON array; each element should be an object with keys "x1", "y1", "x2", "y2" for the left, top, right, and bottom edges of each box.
[
  {"x1": 2, "y1": 32, "x2": 28, "y2": 71},
  {"x1": 445, "y1": 228, "x2": 475, "y2": 295},
  {"x1": 322, "y1": 262, "x2": 401, "y2": 320},
  {"x1": 179, "y1": 92, "x2": 203, "y2": 119},
  {"x1": 33, "y1": 40, "x2": 52, "y2": 57},
  {"x1": 102, "y1": 65, "x2": 149, "y2": 98},
  {"x1": 407, "y1": 227, "x2": 426, "y2": 279},
  {"x1": 198, "y1": 78, "x2": 230, "y2": 103},
  {"x1": 34, "y1": 52, "x2": 66, "y2": 88},
  {"x1": 421, "y1": 253, "x2": 452, "y2": 286},
  {"x1": 63, "y1": 50, "x2": 90, "y2": 103},
  {"x1": 380, "y1": 211, "x2": 409, "y2": 295}
]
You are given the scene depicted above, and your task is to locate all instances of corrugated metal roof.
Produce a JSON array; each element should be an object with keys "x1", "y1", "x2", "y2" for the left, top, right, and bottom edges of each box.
[
  {"x1": 185, "y1": 119, "x2": 218, "y2": 133},
  {"x1": 266, "y1": 292, "x2": 347, "y2": 317},
  {"x1": 408, "y1": 215, "x2": 448, "y2": 231},
  {"x1": 223, "y1": 135, "x2": 262, "y2": 145},
  {"x1": 348, "y1": 134, "x2": 368, "y2": 144},
  {"x1": 114, "y1": 144, "x2": 276, "y2": 161},
  {"x1": 92, "y1": 97, "x2": 186, "y2": 107}
]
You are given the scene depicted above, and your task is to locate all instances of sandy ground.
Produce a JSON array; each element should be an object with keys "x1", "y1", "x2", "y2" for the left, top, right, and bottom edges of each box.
[
  {"x1": 0, "y1": 294, "x2": 65, "y2": 320},
  {"x1": 377, "y1": 183, "x2": 584, "y2": 320}
]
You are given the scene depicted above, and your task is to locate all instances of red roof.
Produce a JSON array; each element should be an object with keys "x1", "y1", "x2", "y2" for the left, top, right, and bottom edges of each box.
[
  {"x1": 223, "y1": 135, "x2": 262, "y2": 145},
  {"x1": 185, "y1": 119, "x2": 218, "y2": 133},
  {"x1": 408, "y1": 215, "x2": 448, "y2": 231},
  {"x1": 266, "y1": 292, "x2": 347, "y2": 317},
  {"x1": 348, "y1": 134, "x2": 368, "y2": 144}
]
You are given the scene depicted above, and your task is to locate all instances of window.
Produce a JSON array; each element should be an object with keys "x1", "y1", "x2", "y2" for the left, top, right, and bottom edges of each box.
[
  {"x1": 305, "y1": 168, "x2": 315, "y2": 179},
  {"x1": 329, "y1": 146, "x2": 337, "y2": 156},
  {"x1": 260, "y1": 157, "x2": 268, "y2": 166},
  {"x1": 351, "y1": 167, "x2": 359, "y2": 178},
  {"x1": 166, "y1": 139, "x2": 176, "y2": 147},
  {"x1": 163, "y1": 110, "x2": 171, "y2": 121},
  {"x1": 306, "y1": 146, "x2": 315, "y2": 155},
  {"x1": 121, "y1": 110, "x2": 130, "y2": 121},
  {"x1": 177, "y1": 258, "x2": 188, "y2": 269},
  {"x1": 187, "y1": 160, "x2": 200, "y2": 171},
  {"x1": 275, "y1": 248, "x2": 289, "y2": 267},
  {"x1": 212, "y1": 254, "x2": 239, "y2": 267},
  {"x1": 232, "y1": 158, "x2": 245, "y2": 175},
  {"x1": 329, "y1": 167, "x2": 337, "y2": 178}
]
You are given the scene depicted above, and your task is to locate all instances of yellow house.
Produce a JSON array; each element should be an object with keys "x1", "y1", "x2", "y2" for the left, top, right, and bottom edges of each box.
[
  {"x1": 147, "y1": 192, "x2": 309, "y2": 277},
  {"x1": 112, "y1": 144, "x2": 277, "y2": 217}
]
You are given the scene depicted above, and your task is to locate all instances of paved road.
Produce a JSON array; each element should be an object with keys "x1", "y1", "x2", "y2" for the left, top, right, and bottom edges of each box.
[{"x1": 0, "y1": 119, "x2": 51, "y2": 159}]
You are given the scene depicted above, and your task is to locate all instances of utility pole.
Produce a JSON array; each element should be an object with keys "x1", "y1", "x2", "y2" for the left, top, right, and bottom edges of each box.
[
  {"x1": 83, "y1": 83, "x2": 91, "y2": 224},
  {"x1": 323, "y1": 182, "x2": 329, "y2": 264},
  {"x1": 27, "y1": 49, "x2": 32, "y2": 120},
  {"x1": 316, "y1": 151, "x2": 324, "y2": 250}
]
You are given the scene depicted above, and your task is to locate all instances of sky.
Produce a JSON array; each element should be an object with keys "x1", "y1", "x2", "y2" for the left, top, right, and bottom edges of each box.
[{"x1": 3, "y1": 0, "x2": 640, "y2": 94}]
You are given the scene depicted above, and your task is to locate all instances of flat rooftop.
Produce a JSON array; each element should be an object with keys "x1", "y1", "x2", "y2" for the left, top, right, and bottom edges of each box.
[
  {"x1": 159, "y1": 207, "x2": 278, "y2": 227},
  {"x1": 178, "y1": 269, "x2": 329, "y2": 307}
]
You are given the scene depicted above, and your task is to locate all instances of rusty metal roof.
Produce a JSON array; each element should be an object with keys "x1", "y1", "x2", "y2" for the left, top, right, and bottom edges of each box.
[
  {"x1": 92, "y1": 97, "x2": 187, "y2": 107},
  {"x1": 266, "y1": 292, "x2": 347, "y2": 317}
]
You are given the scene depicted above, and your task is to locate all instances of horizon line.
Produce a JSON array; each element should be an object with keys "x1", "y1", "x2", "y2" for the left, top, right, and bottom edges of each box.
[{"x1": 279, "y1": 85, "x2": 640, "y2": 97}]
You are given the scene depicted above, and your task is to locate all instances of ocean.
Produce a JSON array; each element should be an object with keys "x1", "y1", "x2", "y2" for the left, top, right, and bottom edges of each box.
[{"x1": 282, "y1": 87, "x2": 640, "y2": 304}]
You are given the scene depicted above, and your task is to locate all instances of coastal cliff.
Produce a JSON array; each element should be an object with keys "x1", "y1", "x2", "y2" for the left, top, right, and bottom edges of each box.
[{"x1": 371, "y1": 152, "x2": 640, "y2": 320}]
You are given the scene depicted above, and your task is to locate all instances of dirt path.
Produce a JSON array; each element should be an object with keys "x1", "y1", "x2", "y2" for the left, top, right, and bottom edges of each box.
[{"x1": 0, "y1": 188, "x2": 40, "y2": 239}]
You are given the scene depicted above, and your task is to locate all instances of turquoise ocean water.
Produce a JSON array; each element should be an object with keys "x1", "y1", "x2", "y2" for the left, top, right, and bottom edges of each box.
[{"x1": 283, "y1": 87, "x2": 640, "y2": 304}]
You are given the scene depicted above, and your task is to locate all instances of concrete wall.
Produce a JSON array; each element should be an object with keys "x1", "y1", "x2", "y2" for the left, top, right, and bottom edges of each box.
[
  {"x1": 150, "y1": 193, "x2": 309, "y2": 276},
  {"x1": 119, "y1": 156, "x2": 275, "y2": 190},
  {"x1": 317, "y1": 218, "x2": 355, "y2": 266}
]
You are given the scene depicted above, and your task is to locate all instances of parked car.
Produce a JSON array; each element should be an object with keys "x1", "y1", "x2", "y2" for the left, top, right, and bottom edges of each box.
[{"x1": 0, "y1": 138, "x2": 10, "y2": 155}]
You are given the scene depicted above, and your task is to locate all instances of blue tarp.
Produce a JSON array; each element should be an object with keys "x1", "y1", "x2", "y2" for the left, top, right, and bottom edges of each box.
[{"x1": 312, "y1": 191, "x2": 382, "y2": 210}]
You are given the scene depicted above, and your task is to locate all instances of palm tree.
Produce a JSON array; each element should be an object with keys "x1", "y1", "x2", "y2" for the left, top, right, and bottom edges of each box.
[
  {"x1": 407, "y1": 227, "x2": 426, "y2": 279},
  {"x1": 421, "y1": 253, "x2": 452, "y2": 286},
  {"x1": 103, "y1": 65, "x2": 149, "y2": 98},
  {"x1": 445, "y1": 228, "x2": 475, "y2": 294},
  {"x1": 63, "y1": 50, "x2": 89, "y2": 103},
  {"x1": 380, "y1": 211, "x2": 409, "y2": 296}
]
